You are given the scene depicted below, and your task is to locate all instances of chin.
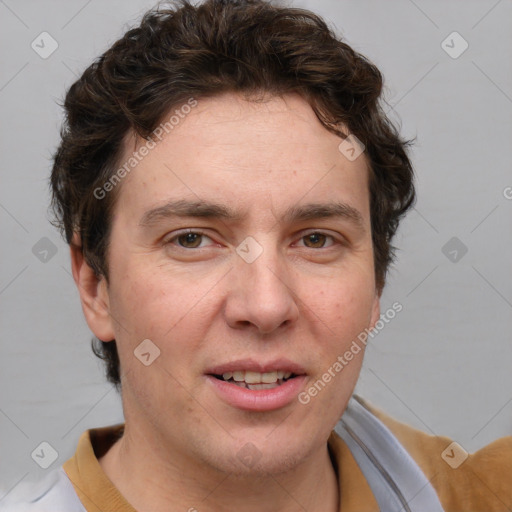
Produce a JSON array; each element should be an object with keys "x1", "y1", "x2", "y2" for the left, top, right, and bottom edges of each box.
[{"x1": 201, "y1": 436, "x2": 314, "y2": 477}]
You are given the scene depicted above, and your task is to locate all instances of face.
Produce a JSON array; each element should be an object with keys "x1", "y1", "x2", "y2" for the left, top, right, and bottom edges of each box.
[{"x1": 81, "y1": 92, "x2": 380, "y2": 476}]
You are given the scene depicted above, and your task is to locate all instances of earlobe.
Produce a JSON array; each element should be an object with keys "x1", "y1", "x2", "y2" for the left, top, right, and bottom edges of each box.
[{"x1": 70, "y1": 235, "x2": 115, "y2": 342}]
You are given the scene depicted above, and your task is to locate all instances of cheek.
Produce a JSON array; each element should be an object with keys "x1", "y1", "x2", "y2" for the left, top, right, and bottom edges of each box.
[
  {"x1": 108, "y1": 264, "x2": 220, "y2": 374},
  {"x1": 304, "y1": 280, "x2": 373, "y2": 407},
  {"x1": 307, "y1": 270, "x2": 376, "y2": 329},
  {"x1": 110, "y1": 261, "x2": 204, "y2": 330}
]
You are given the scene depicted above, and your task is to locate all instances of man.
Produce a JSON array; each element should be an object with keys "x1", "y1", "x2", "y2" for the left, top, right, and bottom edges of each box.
[{"x1": 2, "y1": 0, "x2": 511, "y2": 511}]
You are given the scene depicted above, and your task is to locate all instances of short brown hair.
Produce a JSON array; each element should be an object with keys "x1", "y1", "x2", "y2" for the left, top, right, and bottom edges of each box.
[{"x1": 51, "y1": 0, "x2": 415, "y2": 390}]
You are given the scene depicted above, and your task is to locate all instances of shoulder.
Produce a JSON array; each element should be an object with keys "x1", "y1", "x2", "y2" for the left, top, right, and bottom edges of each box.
[
  {"x1": 360, "y1": 397, "x2": 512, "y2": 512},
  {"x1": 0, "y1": 467, "x2": 85, "y2": 512}
]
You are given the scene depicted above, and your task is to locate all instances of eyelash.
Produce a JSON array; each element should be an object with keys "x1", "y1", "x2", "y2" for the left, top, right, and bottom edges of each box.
[{"x1": 163, "y1": 229, "x2": 341, "y2": 250}]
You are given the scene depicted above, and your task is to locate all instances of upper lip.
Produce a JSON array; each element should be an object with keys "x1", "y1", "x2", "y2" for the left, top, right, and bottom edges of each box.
[{"x1": 206, "y1": 358, "x2": 307, "y2": 375}]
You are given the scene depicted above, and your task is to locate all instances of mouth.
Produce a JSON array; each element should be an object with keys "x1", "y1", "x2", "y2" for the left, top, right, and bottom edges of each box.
[
  {"x1": 210, "y1": 370, "x2": 298, "y2": 390},
  {"x1": 205, "y1": 359, "x2": 307, "y2": 411}
]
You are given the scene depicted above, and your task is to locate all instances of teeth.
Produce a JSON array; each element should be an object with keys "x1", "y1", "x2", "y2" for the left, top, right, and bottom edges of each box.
[
  {"x1": 220, "y1": 370, "x2": 294, "y2": 383},
  {"x1": 233, "y1": 371, "x2": 245, "y2": 382},
  {"x1": 230, "y1": 381, "x2": 280, "y2": 390},
  {"x1": 262, "y1": 371, "x2": 278, "y2": 383},
  {"x1": 247, "y1": 382, "x2": 279, "y2": 390},
  {"x1": 245, "y1": 371, "x2": 262, "y2": 384}
]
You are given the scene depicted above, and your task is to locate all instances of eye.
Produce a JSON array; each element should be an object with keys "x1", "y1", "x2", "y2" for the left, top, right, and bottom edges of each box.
[
  {"x1": 298, "y1": 232, "x2": 336, "y2": 249},
  {"x1": 166, "y1": 230, "x2": 214, "y2": 249}
]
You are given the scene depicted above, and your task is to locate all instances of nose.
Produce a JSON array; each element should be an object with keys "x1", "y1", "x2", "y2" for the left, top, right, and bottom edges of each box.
[{"x1": 224, "y1": 245, "x2": 300, "y2": 335}]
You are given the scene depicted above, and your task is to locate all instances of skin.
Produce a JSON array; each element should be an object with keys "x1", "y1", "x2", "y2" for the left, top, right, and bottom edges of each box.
[{"x1": 71, "y1": 91, "x2": 381, "y2": 512}]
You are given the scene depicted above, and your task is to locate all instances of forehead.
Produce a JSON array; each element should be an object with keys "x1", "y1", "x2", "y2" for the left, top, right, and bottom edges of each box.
[{"x1": 115, "y1": 92, "x2": 370, "y2": 220}]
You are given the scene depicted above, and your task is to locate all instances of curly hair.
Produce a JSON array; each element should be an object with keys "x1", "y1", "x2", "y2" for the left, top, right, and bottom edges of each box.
[{"x1": 51, "y1": 0, "x2": 415, "y2": 390}]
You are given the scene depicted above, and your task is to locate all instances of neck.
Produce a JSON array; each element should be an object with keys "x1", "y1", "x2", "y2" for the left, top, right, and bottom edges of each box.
[{"x1": 98, "y1": 423, "x2": 339, "y2": 512}]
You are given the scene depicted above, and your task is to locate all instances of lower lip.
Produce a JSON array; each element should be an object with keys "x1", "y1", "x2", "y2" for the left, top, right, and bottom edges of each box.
[{"x1": 206, "y1": 375, "x2": 307, "y2": 412}]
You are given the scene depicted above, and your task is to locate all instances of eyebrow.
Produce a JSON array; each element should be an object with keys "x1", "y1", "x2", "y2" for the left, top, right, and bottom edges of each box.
[
  {"x1": 139, "y1": 199, "x2": 365, "y2": 231},
  {"x1": 282, "y1": 202, "x2": 365, "y2": 230},
  {"x1": 139, "y1": 199, "x2": 243, "y2": 227}
]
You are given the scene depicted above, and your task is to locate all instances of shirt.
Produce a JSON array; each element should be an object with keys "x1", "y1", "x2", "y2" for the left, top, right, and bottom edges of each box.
[{"x1": 3, "y1": 397, "x2": 512, "y2": 511}]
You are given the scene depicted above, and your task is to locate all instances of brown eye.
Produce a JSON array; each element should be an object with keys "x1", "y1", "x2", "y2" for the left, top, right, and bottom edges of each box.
[
  {"x1": 177, "y1": 232, "x2": 203, "y2": 248},
  {"x1": 302, "y1": 232, "x2": 329, "y2": 248}
]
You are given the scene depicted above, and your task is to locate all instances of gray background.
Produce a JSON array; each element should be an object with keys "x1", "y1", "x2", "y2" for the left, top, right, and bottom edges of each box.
[{"x1": 1, "y1": 0, "x2": 511, "y2": 497}]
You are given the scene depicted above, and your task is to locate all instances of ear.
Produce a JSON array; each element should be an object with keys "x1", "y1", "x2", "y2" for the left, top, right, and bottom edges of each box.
[
  {"x1": 369, "y1": 292, "x2": 381, "y2": 330},
  {"x1": 70, "y1": 234, "x2": 115, "y2": 342}
]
